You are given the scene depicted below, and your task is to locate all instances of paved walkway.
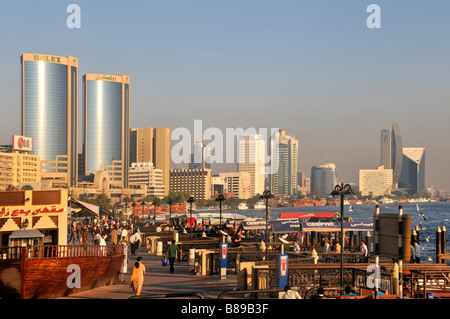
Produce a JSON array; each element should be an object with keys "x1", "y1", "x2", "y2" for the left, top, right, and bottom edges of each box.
[{"x1": 58, "y1": 247, "x2": 237, "y2": 300}]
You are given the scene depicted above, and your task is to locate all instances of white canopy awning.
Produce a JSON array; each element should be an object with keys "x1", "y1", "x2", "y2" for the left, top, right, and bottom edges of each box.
[{"x1": 10, "y1": 229, "x2": 44, "y2": 239}]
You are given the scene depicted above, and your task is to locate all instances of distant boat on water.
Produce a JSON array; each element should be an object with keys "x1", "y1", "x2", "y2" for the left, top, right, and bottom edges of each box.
[
  {"x1": 252, "y1": 201, "x2": 266, "y2": 210},
  {"x1": 238, "y1": 202, "x2": 249, "y2": 210}
]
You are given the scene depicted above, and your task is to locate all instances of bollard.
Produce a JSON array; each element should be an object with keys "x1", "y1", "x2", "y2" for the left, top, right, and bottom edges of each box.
[
  {"x1": 441, "y1": 226, "x2": 447, "y2": 262},
  {"x1": 259, "y1": 240, "x2": 266, "y2": 252},
  {"x1": 411, "y1": 229, "x2": 417, "y2": 244},
  {"x1": 173, "y1": 230, "x2": 179, "y2": 243},
  {"x1": 392, "y1": 262, "x2": 399, "y2": 295},
  {"x1": 311, "y1": 248, "x2": 318, "y2": 264},
  {"x1": 436, "y1": 227, "x2": 441, "y2": 263},
  {"x1": 189, "y1": 248, "x2": 196, "y2": 266},
  {"x1": 366, "y1": 231, "x2": 372, "y2": 257},
  {"x1": 156, "y1": 241, "x2": 163, "y2": 256}
]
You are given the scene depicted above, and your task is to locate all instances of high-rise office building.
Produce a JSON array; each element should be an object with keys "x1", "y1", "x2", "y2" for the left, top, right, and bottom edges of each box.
[
  {"x1": 21, "y1": 53, "x2": 79, "y2": 187},
  {"x1": 310, "y1": 162, "x2": 336, "y2": 195},
  {"x1": 238, "y1": 134, "x2": 266, "y2": 197},
  {"x1": 83, "y1": 73, "x2": 130, "y2": 188},
  {"x1": 189, "y1": 141, "x2": 211, "y2": 170},
  {"x1": 219, "y1": 171, "x2": 251, "y2": 199},
  {"x1": 170, "y1": 168, "x2": 212, "y2": 200},
  {"x1": 359, "y1": 166, "x2": 393, "y2": 196},
  {"x1": 130, "y1": 127, "x2": 170, "y2": 196},
  {"x1": 269, "y1": 129, "x2": 298, "y2": 196},
  {"x1": 399, "y1": 147, "x2": 426, "y2": 194},
  {"x1": 380, "y1": 123, "x2": 403, "y2": 189}
]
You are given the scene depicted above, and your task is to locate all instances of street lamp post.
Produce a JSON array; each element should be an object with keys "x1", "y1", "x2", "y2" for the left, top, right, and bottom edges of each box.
[
  {"x1": 132, "y1": 202, "x2": 137, "y2": 228},
  {"x1": 152, "y1": 200, "x2": 157, "y2": 223},
  {"x1": 141, "y1": 200, "x2": 146, "y2": 221},
  {"x1": 330, "y1": 183, "x2": 353, "y2": 291},
  {"x1": 215, "y1": 194, "x2": 225, "y2": 230},
  {"x1": 167, "y1": 199, "x2": 174, "y2": 233},
  {"x1": 187, "y1": 196, "x2": 195, "y2": 239},
  {"x1": 260, "y1": 189, "x2": 273, "y2": 261}
]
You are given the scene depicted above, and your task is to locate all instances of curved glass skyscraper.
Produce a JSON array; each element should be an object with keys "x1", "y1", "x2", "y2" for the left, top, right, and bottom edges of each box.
[
  {"x1": 21, "y1": 53, "x2": 78, "y2": 187},
  {"x1": 83, "y1": 73, "x2": 130, "y2": 188},
  {"x1": 380, "y1": 123, "x2": 403, "y2": 189}
]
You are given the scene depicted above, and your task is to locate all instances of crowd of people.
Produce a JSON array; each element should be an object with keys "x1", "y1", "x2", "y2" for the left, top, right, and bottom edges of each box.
[{"x1": 67, "y1": 216, "x2": 142, "y2": 251}]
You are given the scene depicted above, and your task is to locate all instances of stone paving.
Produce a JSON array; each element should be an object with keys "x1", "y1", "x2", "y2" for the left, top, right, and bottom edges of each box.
[{"x1": 58, "y1": 247, "x2": 237, "y2": 300}]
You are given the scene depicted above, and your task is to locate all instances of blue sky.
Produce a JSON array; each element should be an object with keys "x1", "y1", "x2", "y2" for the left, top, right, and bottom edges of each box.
[{"x1": 1, "y1": 1, "x2": 449, "y2": 191}]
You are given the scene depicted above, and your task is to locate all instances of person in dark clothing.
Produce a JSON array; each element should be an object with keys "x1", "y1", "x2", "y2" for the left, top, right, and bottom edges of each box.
[{"x1": 164, "y1": 241, "x2": 184, "y2": 273}]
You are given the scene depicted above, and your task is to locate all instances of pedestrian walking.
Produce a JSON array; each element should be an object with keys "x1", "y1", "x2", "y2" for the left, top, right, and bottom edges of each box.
[
  {"x1": 130, "y1": 231, "x2": 140, "y2": 256},
  {"x1": 360, "y1": 240, "x2": 368, "y2": 262},
  {"x1": 164, "y1": 240, "x2": 184, "y2": 273},
  {"x1": 119, "y1": 240, "x2": 128, "y2": 283},
  {"x1": 110, "y1": 226, "x2": 118, "y2": 245},
  {"x1": 130, "y1": 256, "x2": 146, "y2": 296}
]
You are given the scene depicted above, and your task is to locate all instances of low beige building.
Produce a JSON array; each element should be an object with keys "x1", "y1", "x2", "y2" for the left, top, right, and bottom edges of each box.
[
  {"x1": 0, "y1": 189, "x2": 68, "y2": 247},
  {"x1": 219, "y1": 171, "x2": 251, "y2": 199}
]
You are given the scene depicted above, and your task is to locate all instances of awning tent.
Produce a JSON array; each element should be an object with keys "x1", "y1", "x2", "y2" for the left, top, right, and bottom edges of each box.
[
  {"x1": 70, "y1": 199, "x2": 100, "y2": 217},
  {"x1": 279, "y1": 212, "x2": 336, "y2": 219}
]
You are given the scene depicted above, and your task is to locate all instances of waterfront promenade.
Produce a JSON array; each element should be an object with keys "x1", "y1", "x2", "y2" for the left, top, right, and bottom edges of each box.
[{"x1": 58, "y1": 247, "x2": 237, "y2": 300}]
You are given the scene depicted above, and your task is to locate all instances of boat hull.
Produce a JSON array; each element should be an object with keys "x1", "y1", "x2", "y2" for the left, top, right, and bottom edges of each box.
[{"x1": 0, "y1": 245, "x2": 124, "y2": 299}]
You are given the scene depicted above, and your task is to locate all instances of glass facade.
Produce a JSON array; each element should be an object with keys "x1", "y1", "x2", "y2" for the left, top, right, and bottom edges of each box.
[
  {"x1": 23, "y1": 61, "x2": 68, "y2": 163},
  {"x1": 85, "y1": 80, "x2": 123, "y2": 172}
]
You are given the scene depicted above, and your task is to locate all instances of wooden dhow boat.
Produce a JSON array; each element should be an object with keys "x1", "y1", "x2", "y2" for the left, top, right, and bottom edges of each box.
[{"x1": 0, "y1": 243, "x2": 124, "y2": 299}]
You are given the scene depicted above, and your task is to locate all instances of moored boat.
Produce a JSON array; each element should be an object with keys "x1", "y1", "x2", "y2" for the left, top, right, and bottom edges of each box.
[
  {"x1": 252, "y1": 201, "x2": 266, "y2": 210},
  {"x1": 238, "y1": 202, "x2": 249, "y2": 210}
]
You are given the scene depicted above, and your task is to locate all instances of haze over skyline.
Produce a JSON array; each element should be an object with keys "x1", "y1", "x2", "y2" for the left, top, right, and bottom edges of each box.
[{"x1": 1, "y1": 1, "x2": 449, "y2": 191}]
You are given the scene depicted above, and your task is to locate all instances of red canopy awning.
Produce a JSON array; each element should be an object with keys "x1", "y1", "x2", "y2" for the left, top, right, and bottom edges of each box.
[{"x1": 279, "y1": 212, "x2": 336, "y2": 219}]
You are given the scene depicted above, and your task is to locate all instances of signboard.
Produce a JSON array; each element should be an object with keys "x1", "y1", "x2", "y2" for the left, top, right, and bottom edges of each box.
[
  {"x1": 278, "y1": 254, "x2": 288, "y2": 288},
  {"x1": 300, "y1": 221, "x2": 373, "y2": 232},
  {"x1": 241, "y1": 220, "x2": 268, "y2": 230},
  {"x1": 270, "y1": 219, "x2": 300, "y2": 233},
  {"x1": 13, "y1": 135, "x2": 33, "y2": 152},
  {"x1": 374, "y1": 211, "x2": 411, "y2": 260},
  {"x1": 220, "y1": 243, "x2": 228, "y2": 279}
]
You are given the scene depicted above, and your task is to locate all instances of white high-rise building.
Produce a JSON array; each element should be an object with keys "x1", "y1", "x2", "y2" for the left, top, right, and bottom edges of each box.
[
  {"x1": 128, "y1": 162, "x2": 165, "y2": 198},
  {"x1": 238, "y1": 134, "x2": 266, "y2": 197},
  {"x1": 310, "y1": 162, "x2": 337, "y2": 195},
  {"x1": 399, "y1": 147, "x2": 426, "y2": 194},
  {"x1": 269, "y1": 129, "x2": 298, "y2": 196},
  {"x1": 189, "y1": 141, "x2": 211, "y2": 169},
  {"x1": 359, "y1": 166, "x2": 393, "y2": 197}
]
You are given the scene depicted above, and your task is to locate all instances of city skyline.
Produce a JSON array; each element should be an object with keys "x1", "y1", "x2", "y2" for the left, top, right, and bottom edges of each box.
[{"x1": 1, "y1": 1, "x2": 449, "y2": 191}]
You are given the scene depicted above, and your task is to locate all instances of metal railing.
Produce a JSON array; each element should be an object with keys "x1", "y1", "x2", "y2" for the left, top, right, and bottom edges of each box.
[{"x1": 1, "y1": 244, "x2": 124, "y2": 260}]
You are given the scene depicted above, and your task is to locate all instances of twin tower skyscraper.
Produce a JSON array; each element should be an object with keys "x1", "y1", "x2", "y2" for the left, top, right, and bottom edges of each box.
[{"x1": 21, "y1": 53, "x2": 130, "y2": 188}]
